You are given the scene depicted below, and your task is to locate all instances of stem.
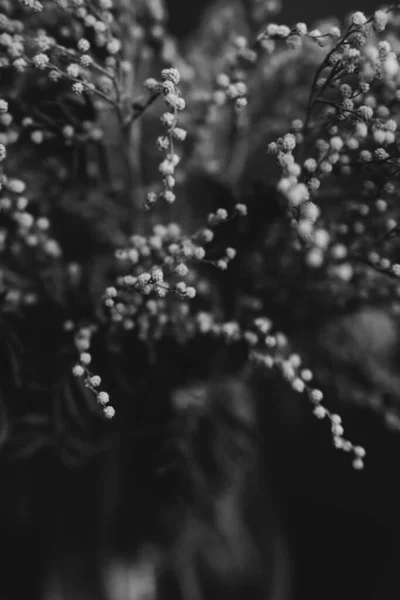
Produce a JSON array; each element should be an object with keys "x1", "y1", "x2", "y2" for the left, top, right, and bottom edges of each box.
[
  {"x1": 122, "y1": 119, "x2": 146, "y2": 233},
  {"x1": 129, "y1": 92, "x2": 161, "y2": 126}
]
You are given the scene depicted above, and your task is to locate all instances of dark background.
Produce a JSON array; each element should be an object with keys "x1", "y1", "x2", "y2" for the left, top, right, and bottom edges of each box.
[{"x1": 166, "y1": 0, "x2": 381, "y2": 40}]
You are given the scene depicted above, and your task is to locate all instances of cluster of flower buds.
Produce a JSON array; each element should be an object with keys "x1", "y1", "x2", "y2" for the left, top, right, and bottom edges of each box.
[
  {"x1": 103, "y1": 223, "x2": 195, "y2": 337},
  {"x1": 72, "y1": 324, "x2": 115, "y2": 419},
  {"x1": 0, "y1": 2, "x2": 122, "y2": 111},
  {"x1": 214, "y1": 72, "x2": 249, "y2": 111},
  {"x1": 247, "y1": 317, "x2": 365, "y2": 469},
  {"x1": 0, "y1": 98, "x2": 62, "y2": 306},
  {"x1": 182, "y1": 307, "x2": 365, "y2": 468},
  {"x1": 144, "y1": 68, "x2": 186, "y2": 209},
  {"x1": 265, "y1": 5, "x2": 400, "y2": 294},
  {"x1": 210, "y1": 30, "x2": 263, "y2": 112},
  {"x1": 27, "y1": 0, "x2": 117, "y2": 50},
  {"x1": 103, "y1": 180, "x2": 248, "y2": 334},
  {"x1": 257, "y1": 18, "x2": 342, "y2": 55}
]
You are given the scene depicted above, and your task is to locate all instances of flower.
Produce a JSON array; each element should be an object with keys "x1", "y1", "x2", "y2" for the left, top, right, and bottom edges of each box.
[
  {"x1": 31, "y1": 130, "x2": 44, "y2": 144},
  {"x1": 105, "y1": 287, "x2": 117, "y2": 298},
  {"x1": 374, "y1": 9, "x2": 388, "y2": 32},
  {"x1": 107, "y1": 39, "x2": 121, "y2": 54},
  {"x1": 357, "y1": 105, "x2": 373, "y2": 120},
  {"x1": 313, "y1": 406, "x2": 326, "y2": 419},
  {"x1": 97, "y1": 391, "x2": 110, "y2": 405},
  {"x1": 161, "y1": 68, "x2": 181, "y2": 86},
  {"x1": 172, "y1": 127, "x2": 187, "y2": 141},
  {"x1": 392, "y1": 264, "x2": 400, "y2": 276},
  {"x1": 13, "y1": 58, "x2": 28, "y2": 71},
  {"x1": 163, "y1": 190, "x2": 176, "y2": 204},
  {"x1": 304, "y1": 158, "x2": 317, "y2": 173},
  {"x1": 103, "y1": 405, "x2": 115, "y2": 419},
  {"x1": 165, "y1": 94, "x2": 185, "y2": 111},
  {"x1": 144, "y1": 78, "x2": 159, "y2": 91},
  {"x1": 295, "y1": 23, "x2": 307, "y2": 36},
  {"x1": 310, "y1": 389, "x2": 323, "y2": 402},
  {"x1": 161, "y1": 112, "x2": 175, "y2": 127},
  {"x1": 33, "y1": 53, "x2": 49, "y2": 68},
  {"x1": 67, "y1": 63, "x2": 80, "y2": 78},
  {"x1": 78, "y1": 39, "x2": 91, "y2": 52},
  {"x1": 235, "y1": 203, "x2": 247, "y2": 216},
  {"x1": 280, "y1": 133, "x2": 296, "y2": 152},
  {"x1": 72, "y1": 365, "x2": 84, "y2": 377},
  {"x1": 80, "y1": 55, "x2": 93, "y2": 67},
  {"x1": 351, "y1": 11, "x2": 367, "y2": 26},
  {"x1": 330, "y1": 136, "x2": 344, "y2": 152},
  {"x1": 235, "y1": 98, "x2": 248, "y2": 110},
  {"x1": 8, "y1": 179, "x2": 26, "y2": 194},
  {"x1": 80, "y1": 352, "x2": 91, "y2": 365},
  {"x1": 72, "y1": 82, "x2": 84, "y2": 94},
  {"x1": 287, "y1": 183, "x2": 309, "y2": 207}
]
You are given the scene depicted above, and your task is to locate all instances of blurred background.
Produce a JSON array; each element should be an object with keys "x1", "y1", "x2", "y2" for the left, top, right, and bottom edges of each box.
[{"x1": 166, "y1": 0, "x2": 380, "y2": 39}]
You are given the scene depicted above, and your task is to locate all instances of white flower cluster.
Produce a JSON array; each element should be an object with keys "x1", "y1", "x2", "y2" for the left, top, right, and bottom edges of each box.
[
  {"x1": 145, "y1": 69, "x2": 186, "y2": 209},
  {"x1": 183, "y1": 309, "x2": 366, "y2": 468},
  {"x1": 0, "y1": 99, "x2": 62, "y2": 301},
  {"x1": 249, "y1": 319, "x2": 366, "y2": 469},
  {"x1": 265, "y1": 6, "x2": 400, "y2": 285},
  {"x1": 72, "y1": 325, "x2": 115, "y2": 419},
  {"x1": 0, "y1": 7, "x2": 121, "y2": 107}
]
